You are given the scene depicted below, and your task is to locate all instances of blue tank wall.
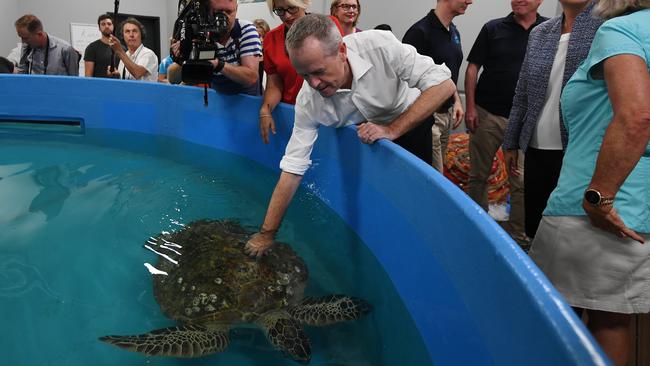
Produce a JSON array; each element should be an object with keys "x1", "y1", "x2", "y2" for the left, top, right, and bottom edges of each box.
[{"x1": 0, "y1": 75, "x2": 609, "y2": 365}]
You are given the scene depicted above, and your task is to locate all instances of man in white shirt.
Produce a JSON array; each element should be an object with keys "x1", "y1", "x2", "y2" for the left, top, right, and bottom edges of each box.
[
  {"x1": 108, "y1": 18, "x2": 158, "y2": 82},
  {"x1": 245, "y1": 14, "x2": 455, "y2": 257}
]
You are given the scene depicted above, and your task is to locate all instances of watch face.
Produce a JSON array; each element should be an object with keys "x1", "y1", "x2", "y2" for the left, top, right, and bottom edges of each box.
[{"x1": 585, "y1": 189, "x2": 600, "y2": 204}]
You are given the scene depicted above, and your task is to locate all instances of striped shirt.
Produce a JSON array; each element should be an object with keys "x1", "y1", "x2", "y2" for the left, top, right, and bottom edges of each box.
[{"x1": 211, "y1": 19, "x2": 262, "y2": 95}]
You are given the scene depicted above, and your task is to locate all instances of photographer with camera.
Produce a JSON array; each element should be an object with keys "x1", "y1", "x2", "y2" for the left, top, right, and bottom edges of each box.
[
  {"x1": 108, "y1": 18, "x2": 158, "y2": 82},
  {"x1": 171, "y1": 0, "x2": 262, "y2": 95}
]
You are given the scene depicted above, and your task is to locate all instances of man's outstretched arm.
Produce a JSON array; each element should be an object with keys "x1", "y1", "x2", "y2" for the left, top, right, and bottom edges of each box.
[{"x1": 245, "y1": 171, "x2": 303, "y2": 258}]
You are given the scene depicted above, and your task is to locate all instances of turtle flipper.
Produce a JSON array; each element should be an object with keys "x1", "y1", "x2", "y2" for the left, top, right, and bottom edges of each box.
[
  {"x1": 99, "y1": 324, "x2": 229, "y2": 357},
  {"x1": 289, "y1": 295, "x2": 373, "y2": 326},
  {"x1": 258, "y1": 311, "x2": 311, "y2": 364}
]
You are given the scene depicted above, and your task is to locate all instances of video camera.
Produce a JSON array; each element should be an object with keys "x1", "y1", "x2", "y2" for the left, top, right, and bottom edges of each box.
[{"x1": 172, "y1": 0, "x2": 229, "y2": 85}]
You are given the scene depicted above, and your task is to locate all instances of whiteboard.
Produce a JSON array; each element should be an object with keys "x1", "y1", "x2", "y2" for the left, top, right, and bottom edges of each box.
[{"x1": 70, "y1": 23, "x2": 101, "y2": 77}]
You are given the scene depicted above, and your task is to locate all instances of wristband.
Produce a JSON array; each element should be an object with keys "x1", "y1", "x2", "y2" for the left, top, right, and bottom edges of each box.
[
  {"x1": 213, "y1": 58, "x2": 225, "y2": 73},
  {"x1": 260, "y1": 226, "x2": 278, "y2": 236}
]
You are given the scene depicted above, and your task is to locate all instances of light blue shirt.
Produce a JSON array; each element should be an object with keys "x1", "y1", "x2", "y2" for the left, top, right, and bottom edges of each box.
[
  {"x1": 159, "y1": 55, "x2": 173, "y2": 75},
  {"x1": 545, "y1": 9, "x2": 650, "y2": 233}
]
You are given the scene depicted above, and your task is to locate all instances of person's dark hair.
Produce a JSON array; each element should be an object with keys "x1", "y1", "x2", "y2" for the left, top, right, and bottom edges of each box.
[
  {"x1": 120, "y1": 17, "x2": 147, "y2": 40},
  {"x1": 14, "y1": 14, "x2": 43, "y2": 34},
  {"x1": 97, "y1": 14, "x2": 113, "y2": 26},
  {"x1": 286, "y1": 14, "x2": 341, "y2": 57},
  {"x1": 0, "y1": 57, "x2": 15, "y2": 74},
  {"x1": 374, "y1": 24, "x2": 392, "y2": 31}
]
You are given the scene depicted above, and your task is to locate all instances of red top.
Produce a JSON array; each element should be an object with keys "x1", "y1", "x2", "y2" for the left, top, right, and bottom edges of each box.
[{"x1": 263, "y1": 16, "x2": 343, "y2": 105}]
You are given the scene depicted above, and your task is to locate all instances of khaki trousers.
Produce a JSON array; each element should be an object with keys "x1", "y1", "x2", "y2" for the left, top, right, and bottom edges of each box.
[
  {"x1": 467, "y1": 105, "x2": 527, "y2": 244},
  {"x1": 432, "y1": 107, "x2": 453, "y2": 173}
]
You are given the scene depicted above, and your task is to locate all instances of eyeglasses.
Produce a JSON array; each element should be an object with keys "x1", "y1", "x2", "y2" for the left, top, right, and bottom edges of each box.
[
  {"x1": 337, "y1": 4, "x2": 358, "y2": 11},
  {"x1": 273, "y1": 6, "x2": 300, "y2": 16}
]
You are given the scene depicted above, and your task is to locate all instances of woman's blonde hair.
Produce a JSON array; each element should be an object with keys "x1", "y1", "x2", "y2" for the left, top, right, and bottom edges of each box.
[
  {"x1": 330, "y1": 0, "x2": 361, "y2": 26},
  {"x1": 253, "y1": 18, "x2": 270, "y2": 36},
  {"x1": 593, "y1": 0, "x2": 650, "y2": 19},
  {"x1": 266, "y1": 0, "x2": 311, "y2": 13}
]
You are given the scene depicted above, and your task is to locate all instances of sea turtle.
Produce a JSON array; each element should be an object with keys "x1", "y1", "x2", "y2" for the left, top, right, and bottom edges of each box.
[{"x1": 99, "y1": 219, "x2": 372, "y2": 364}]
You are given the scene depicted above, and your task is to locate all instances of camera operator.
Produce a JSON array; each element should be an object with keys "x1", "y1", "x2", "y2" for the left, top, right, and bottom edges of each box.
[
  {"x1": 171, "y1": 0, "x2": 262, "y2": 95},
  {"x1": 108, "y1": 18, "x2": 158, "y2": 82}
]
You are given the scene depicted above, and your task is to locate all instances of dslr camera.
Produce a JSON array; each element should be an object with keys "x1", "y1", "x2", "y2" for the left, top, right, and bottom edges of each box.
[{"x1": 172, "y1": 0, "x2": 229, "y2": 84}]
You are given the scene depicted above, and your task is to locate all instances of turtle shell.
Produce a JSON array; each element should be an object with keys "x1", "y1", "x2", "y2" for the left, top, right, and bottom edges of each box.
[{"x1": 151, "y1": 220, "x2": 308, "y2": 325}]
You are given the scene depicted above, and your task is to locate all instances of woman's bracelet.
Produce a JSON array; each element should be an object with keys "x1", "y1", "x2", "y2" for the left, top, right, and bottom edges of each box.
[{"x1": 259, "y1": 114, "x2": 272, "y2": 118}]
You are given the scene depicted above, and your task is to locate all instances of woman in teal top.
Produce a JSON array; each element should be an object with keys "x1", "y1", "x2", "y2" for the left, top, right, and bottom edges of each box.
[{"x1": 529, "y1": 1, "x2": 650, "y2": 365}]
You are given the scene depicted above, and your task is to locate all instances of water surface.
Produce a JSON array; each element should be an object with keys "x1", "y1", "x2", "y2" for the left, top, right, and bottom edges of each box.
[{"x1": 0, "y1": 130, "x2": 433, "y2": 366}]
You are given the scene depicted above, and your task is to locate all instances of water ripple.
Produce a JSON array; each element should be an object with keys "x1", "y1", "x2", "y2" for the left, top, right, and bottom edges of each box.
[{"x1": 0, "y1": 257, "x2": 61, "y2": 300}]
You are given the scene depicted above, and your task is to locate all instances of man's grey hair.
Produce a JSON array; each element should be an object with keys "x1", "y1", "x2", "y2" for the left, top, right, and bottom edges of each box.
[
  {"x1": 286, "y1": 14, "x2": 342, "y2": 57},
  {"x1": 593, "y1": 0, "x2": 650, "y2": 19}
]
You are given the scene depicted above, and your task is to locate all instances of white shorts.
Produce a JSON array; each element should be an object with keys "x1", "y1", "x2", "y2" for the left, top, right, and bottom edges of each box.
[{"x1": 530, "y1": 216, "x2": 650, "y2": 314}]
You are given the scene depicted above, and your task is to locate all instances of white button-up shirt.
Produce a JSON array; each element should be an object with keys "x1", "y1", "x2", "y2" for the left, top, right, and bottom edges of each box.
[
  {"x1": 117, "y1": 44, "x2": 159, "y2": 82},
  {"x1": 280, "y1": 30, "x2": 451, "y2": 175}
]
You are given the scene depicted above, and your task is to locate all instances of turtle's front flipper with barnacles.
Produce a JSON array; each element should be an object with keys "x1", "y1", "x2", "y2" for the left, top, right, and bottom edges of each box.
[
  {"x1": 99, "y1": 324, "x2": 229, "y2": 357},
  {"x1": 257, "y1": 310, "x2": 311, "y2": 364},
  {"x1": 289, "y1": 295, "x2": 373, "y2": 326}
]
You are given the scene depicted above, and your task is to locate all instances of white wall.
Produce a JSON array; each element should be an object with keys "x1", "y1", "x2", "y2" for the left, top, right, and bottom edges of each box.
[
  {"x1": 1, "y1": 0, "x2": 20, "y2": 57},
  {"x1": 4, "y1": 0, "x2": 173, "y2": 59},
  {"x1": 237, "y1": 1, "x2": 281, "y2": 28},
  {"x1": 357, "y1": 0, "x2": 560, "y2": 91},
  {"x1": 236, "y1": 0, "x2": 560, "y2": 91},
  {"x1": 3, "y1": 0, "x2": 561, "y2": 87}
]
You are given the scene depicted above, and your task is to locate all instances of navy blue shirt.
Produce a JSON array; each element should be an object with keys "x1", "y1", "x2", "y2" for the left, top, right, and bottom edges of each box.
[
  {"x1": 467, "y1": 13, "x2": 548, "y2": 118},
  {"x1": 403, "y1": 9, "x2": 463, "y2": 109}
]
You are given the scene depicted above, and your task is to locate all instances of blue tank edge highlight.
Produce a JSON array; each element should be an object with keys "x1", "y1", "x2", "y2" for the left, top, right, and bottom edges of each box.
[{"x1": 0, "y1": 75, "x2": 610, "y2": 366}]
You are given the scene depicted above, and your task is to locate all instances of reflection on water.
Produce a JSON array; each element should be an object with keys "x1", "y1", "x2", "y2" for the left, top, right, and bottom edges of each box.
[
  {"x1": 29, "y1": 166, "x2": 72, "y2": 220},
  {"x1": 0, "y1": 133, "x2": 434, "y2": 366},
  {"x1": 0, "y1": 257, "x2": 61, "y2": 299}
]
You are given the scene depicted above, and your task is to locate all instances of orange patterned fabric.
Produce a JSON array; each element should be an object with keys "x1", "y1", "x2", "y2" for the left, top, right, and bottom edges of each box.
[{"x1": 444, "y1": 133, "x2": 509, "y2": 204}]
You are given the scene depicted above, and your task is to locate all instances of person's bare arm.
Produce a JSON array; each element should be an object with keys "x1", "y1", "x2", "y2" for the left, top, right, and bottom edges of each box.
[
  {"x1": 452, "y1": 90, "x2": 464, "y2": 129},
  {"x1": 259, "y1": 73, "x2": 284, "y2": 144},
  {"x1": 357, "y1": 80, "x2": 455, "y2": 143},
  {"x1": 213, "y1": 54, "x2": 259, "y2": 87},
  {"x1": 84, "y1": 61, "x2": 95, "y2": 77},
  {"x1": 464, "y1": 62, "x2": 480, "y2": 133},
  {"x1": 245, "y1": 171, "x2": 303, "y2": 257},
  {"x1": 583, "y1": 54, "x2": 650, "y2": 244},
  {"x1": 117, "y1": 52, "x2": 149, "y2": 79}
]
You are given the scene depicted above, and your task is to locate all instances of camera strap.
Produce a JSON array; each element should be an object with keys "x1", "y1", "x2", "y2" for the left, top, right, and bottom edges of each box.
[
  {"x1": 27, "y1": 35, "x2": 49, "y2": 75},
  {"x1": 121, "y1": 44, "x2": 144, "y2": 79}
]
